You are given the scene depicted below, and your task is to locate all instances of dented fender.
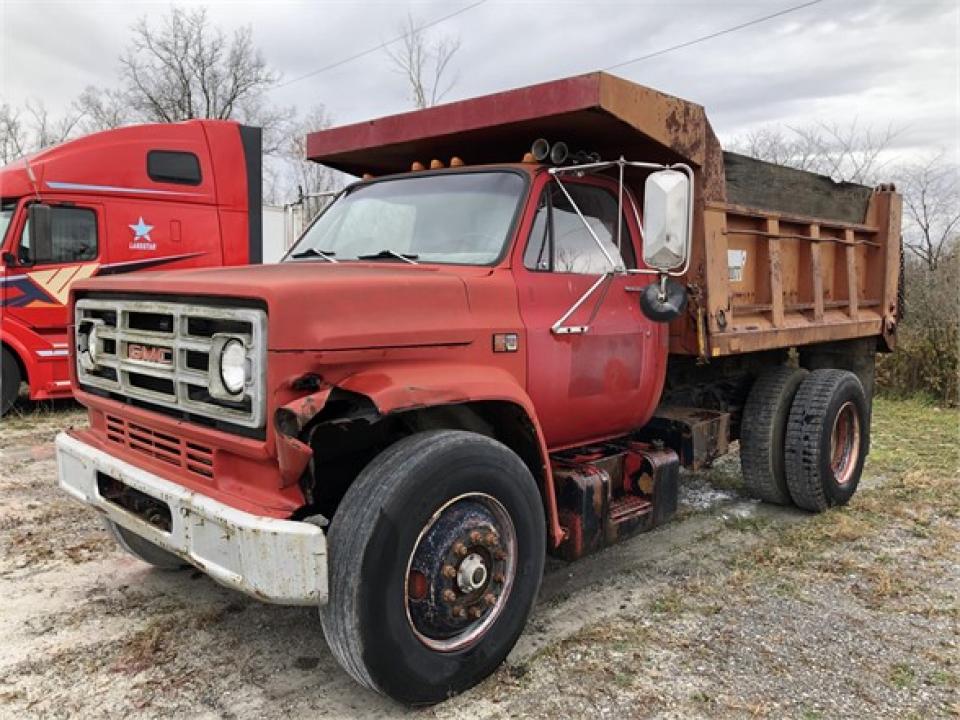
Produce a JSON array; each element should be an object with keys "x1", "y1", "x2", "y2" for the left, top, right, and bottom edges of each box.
[{"x1": 276, "y1": 362, "x2": 565, "y2": 547}]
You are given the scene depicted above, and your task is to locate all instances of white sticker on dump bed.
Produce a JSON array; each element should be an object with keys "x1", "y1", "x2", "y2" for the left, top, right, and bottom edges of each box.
[{"x1": 728, "y1": 249, "x2": 747, "y2": 282}]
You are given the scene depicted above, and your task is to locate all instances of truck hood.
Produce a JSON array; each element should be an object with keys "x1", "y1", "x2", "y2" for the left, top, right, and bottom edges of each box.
[{"x1": 73, "y1": 262, "x2": 478, "y2": 351}]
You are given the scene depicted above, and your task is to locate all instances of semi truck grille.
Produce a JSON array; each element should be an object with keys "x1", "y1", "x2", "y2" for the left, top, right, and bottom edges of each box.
[
  {"x1": 105, "y1": 414, "x2": 215, "y2": 481},
  {"x1": 75, "y1": 298, "x2": 267, "y2": 429}
]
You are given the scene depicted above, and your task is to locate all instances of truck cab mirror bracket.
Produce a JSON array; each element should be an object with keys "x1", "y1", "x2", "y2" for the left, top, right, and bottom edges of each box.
[{"x1": 547, "y1": 158, "x2": 695, "y2": 331}]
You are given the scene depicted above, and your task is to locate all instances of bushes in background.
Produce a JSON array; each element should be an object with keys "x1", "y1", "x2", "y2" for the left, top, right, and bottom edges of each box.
[{"x1": 876, "y1": 247, "x2": 959, "y2": 407}]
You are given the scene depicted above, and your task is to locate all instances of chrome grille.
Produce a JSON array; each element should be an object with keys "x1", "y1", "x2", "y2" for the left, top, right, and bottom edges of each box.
[{"x1": 75, "y1": 298, "x2": 267, "y2": 429}]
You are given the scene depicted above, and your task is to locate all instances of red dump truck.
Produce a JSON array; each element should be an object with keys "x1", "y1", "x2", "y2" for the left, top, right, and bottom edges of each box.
[
  {"x1": 55, "y1": 73, "x2": 902, "y2": 704},
  {"x1": 0, "y1": 120, "x2": 267, "y2": 415}
]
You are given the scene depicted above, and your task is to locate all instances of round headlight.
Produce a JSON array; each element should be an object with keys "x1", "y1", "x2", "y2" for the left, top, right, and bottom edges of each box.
[{"x1": 219, "y1": 339, "x2": 247, "y2": 395}]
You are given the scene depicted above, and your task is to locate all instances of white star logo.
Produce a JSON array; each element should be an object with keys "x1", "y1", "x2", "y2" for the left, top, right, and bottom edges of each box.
[{"x1": 129, "y1": 217, "x2": 153, "y2": 242}]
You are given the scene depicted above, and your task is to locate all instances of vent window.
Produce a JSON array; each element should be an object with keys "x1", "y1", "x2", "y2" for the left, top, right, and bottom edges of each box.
[{"x1": 147, "y1": 150, "x2": 202, "y2": 185}]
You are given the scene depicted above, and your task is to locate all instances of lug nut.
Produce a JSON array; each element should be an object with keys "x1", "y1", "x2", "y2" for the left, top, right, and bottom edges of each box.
[
  {"x1": 468, "y1": 605, "x2": 483, "y2": 619},
  {"x1": 453, "y1": 542, "x2": 468, "y2": 557},
  {"x1": 492, "y1": 572, "x2": 505, "y2": 584},
  {"x1": 469, "y1": 530, "x2": 482, "y2": 544},
  {"x1": 483, "y1": 592, "x2": 497, "y2": 607},
  {"x1": 452, "y1": 606, "x2": 466, "y2": 618},
  {"x1": 484, "y1": 532, "x2": 498, "y2": 546},
  {"x1": 442, "y1": 589, "x2": 457, "y2": 603},
  {"x1": 442, "y1": 564, "x2": 457, "y2": 579}
]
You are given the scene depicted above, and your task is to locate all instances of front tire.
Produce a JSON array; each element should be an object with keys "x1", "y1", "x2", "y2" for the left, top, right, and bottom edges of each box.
[
  {"x1": 785, "y1": 370, "x2": 869, "y2": 512},
  {"x1": 1, "y1": 346, "x2": 21, "y2": 416},
  {"x1": 321, "y1": 430, "x2": 546, "y2": 705}
]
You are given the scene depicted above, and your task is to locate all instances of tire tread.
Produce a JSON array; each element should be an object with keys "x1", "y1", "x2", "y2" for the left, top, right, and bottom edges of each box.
[
  {"x1": 784, "y1": 369, "x2": 863, "y2": 512},
  {"x1": 740, "y1": 366, "x2": 808, "y2": 505}
]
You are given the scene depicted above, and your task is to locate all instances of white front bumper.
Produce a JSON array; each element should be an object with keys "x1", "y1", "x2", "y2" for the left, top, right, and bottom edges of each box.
[{"x1": 56, "y1": 432, "x2": 327, "y2": 605}]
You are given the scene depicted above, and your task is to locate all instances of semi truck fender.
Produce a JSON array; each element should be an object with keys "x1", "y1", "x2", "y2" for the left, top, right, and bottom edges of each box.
[{"x1": 276, "y1": 363, "x2": 564, "y2": 547}]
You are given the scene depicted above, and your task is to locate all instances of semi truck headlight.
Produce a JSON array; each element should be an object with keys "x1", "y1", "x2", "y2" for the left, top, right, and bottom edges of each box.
[{"x1": 219, "y1": 339, "x2": 247, "y2": 395}]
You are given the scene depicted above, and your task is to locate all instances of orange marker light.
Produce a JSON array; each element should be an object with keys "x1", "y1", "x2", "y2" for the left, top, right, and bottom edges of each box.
[
  {"x1": 430, "y1": 159, "x2": 444, "y2": 169},
  {"x1": 450, "y1": 156, "x2": 464, "y2": 167},
  {"x1": 411, "y1": 161, "x2": 426, "y2": 171}
]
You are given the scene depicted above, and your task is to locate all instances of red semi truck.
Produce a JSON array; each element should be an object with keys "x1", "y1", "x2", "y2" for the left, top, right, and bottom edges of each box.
[
  {"x1": 55, "y1": 74, "x2": 902, "y2": 704},
  {"x1": 0, "y1": 120, "x2": 265, "y2": 414}
]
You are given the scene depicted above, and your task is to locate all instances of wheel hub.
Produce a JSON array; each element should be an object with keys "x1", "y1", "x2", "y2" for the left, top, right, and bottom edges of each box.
[
  {"x1": 830, "y1": 400, "x2": 861, "y2": 486},
  {"x1": 405, "y1": 493, "x2": 516, "y2": 652}
]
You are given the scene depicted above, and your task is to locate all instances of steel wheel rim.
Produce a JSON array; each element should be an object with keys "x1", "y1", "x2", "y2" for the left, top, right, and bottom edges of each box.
[
  {"x1": 830, "y1": 401, "x2": 861, "y2": 486},
  {"x1": 404, "y1": 492, "x2": 517, "y2": 652}
]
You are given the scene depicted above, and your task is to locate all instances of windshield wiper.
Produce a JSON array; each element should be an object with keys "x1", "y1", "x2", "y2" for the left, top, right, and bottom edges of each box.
[
  {"x1": 291, "y1": 248, "x2": 338, "y2": 263},
  {"x1": 357, "y1": 249, "x2": 419, "y2": 264}
]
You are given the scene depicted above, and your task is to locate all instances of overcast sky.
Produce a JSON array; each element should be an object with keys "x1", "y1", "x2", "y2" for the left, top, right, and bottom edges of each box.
[{"x1": 1, "y1": 0, "x2": 957, "y2": 167}]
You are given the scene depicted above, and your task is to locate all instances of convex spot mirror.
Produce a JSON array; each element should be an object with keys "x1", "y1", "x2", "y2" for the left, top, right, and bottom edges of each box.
[
  {"x1": 27, "y1": 203, "x2": 53, "y2": 265},
  {"x1": 641, "y1": 169, "x2": 691, "y2": 272}
]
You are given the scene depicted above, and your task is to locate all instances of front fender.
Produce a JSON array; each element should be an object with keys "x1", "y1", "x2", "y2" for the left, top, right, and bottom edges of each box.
[
  {"x1": 275, "y1": 361, "x2": 564, "y2": 547},
  {"x1": 339, "y1": 361, "x2": 564, "y2": 546}
]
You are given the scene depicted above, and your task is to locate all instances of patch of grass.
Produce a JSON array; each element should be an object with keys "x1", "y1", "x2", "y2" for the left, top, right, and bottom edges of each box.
[
  {"x1": 649, "y1": 589, "x2": 684, "y2": 616},
  {"x1": 889, "y1": 662, "x2": 917, "y2": 689},
  {"x1": 867, "y1": 396, "x2": 960, "y2": 478},
  {"x1": 927, "y1": 669, "x2": 955, "y2": 688},
  {"x1": 723, "y1": 514, "x2": 772, "y2": 533}
]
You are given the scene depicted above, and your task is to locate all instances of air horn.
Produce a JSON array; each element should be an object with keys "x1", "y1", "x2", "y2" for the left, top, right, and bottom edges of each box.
[{"x1": 530, "y1": 138, "x2": 600, "y2": 166}]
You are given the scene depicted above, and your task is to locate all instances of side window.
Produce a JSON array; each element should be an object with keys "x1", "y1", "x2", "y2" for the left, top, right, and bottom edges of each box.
[
  {"x1": 147, "y1": 150, "x2": 202, "y2": 185},
  {"x1": 523, "y1": 183, "x2": 636, "y2": 274},
  {"x1": 19, "y1": 206, "x2": 98, "y2": 265}
]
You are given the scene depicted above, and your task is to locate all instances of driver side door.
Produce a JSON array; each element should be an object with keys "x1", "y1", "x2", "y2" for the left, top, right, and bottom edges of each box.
[{"x1": 514, "y1": 176, "x2": 665, "y2": 450}]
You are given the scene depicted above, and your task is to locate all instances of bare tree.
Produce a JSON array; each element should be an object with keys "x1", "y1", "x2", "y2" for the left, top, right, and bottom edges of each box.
[
  {"x1": 264, "y1": 105, "x2": 341, "y2": 207},
  {"x1": 78, "y1": 6, "x2": 293, "y2": 146},
  {"x1": 729, "y1": 120, "x2": 901, "y2": 184},
  {"x1": 75, "y1": 87, "x2": 129, "y2": 133},
  {"x1": 385, "y1": 14, "x2": 460, "y2": 109},
  {"x1": 0, "y1": 100, "x2": 84, "y2": 164},
  {"x1": 0, "y1": 103, "x2": 29, "y2": 164},
  {"x1": 897, "y1": 153, "x2": 959, "y2": 272}
]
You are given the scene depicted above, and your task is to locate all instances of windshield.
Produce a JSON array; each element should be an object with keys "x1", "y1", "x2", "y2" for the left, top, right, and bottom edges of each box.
[
  {"x1": 286, "y1": 171, "x2": 526, "y2": 265},
  {"x1": 0, "y1": 201, "x2": 16, "y2": 244}
]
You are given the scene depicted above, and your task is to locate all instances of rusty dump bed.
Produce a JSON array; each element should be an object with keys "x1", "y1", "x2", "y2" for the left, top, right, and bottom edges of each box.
[{"x1": 308, "y1": 72, "x2": 902, "y2": 358}]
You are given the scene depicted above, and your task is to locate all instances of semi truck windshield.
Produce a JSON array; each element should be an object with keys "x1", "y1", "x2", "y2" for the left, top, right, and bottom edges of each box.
[{"x1": 287, "y1": 171, "x2": 525, "y2": 266}]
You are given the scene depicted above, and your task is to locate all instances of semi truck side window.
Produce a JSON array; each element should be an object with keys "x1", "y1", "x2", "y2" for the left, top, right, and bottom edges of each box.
[
  {"x1": 147, "y1": 150, "x2": 202, "y2": 185},
  {"x1": 523, "y1": 184, "x2": 636, "y2": 274},
  {"x1": 19, "y1": 206, "x2": 98, "y2": 265}
]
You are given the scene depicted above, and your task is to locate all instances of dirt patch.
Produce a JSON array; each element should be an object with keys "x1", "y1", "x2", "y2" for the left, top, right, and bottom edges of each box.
[{"x1": 0, "y1": 397, "x2": 956, "y2": 718}]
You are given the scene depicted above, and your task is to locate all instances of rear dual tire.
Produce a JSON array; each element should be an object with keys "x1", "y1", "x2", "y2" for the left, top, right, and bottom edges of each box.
[
  {"x1": 741, "y1": 367, "x2": 868, "y2": 512},
  {"x1": 785, "y1": 370, "x2": 868, "y2": 512},
  {"x1": 740, "y1": 367, "x2": 808, "y2": 505}
]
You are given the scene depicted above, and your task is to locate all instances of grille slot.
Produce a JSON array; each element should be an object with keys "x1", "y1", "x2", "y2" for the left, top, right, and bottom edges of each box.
[
  {"x1": 76, "y1": 298, "x2": 266, "y2": 429},
  {"x1": 105, "y1": 414, "x2": 215, "y2": 480}
]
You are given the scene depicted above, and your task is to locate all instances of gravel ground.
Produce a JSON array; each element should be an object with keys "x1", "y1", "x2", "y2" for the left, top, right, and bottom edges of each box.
[{"x1": 0, "y1": 397, "x2": 956, "y2": 719}]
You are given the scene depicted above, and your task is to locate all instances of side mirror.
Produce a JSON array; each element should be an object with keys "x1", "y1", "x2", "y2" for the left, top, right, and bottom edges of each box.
[
  {"x1": 27, "y1": 203, "x2": 53, "y2": 265},
  {"x1": 641, "y1": 169, "x2": 691, "y2": 272},
  {"x1": 1, "y1": 251, "x2": 15, "y2": 268}
]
